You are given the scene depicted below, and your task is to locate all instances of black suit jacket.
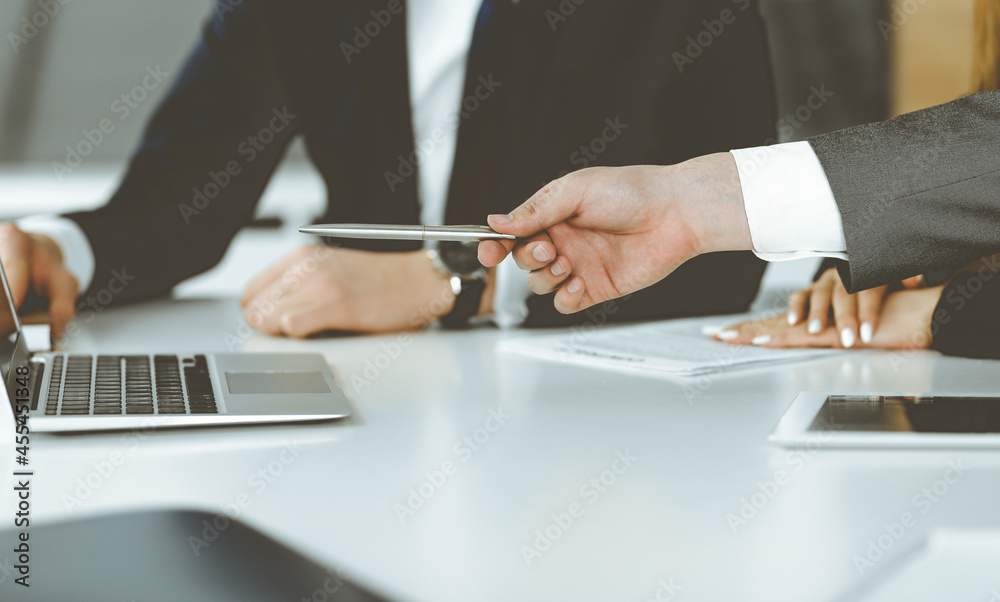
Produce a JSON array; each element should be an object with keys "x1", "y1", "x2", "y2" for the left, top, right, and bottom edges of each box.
[
  {"x1": 806, "y1": 91, "x2": 1000, "y2": 358},
  {"x1": 66, "y1": 0, "x2": 777, "y2": 327},
  {"x1": 931, "y1": 265, "x2": 1000, "y2": 359},
  {"x1": 808, "y1": 91, "x2": 1000, "y2": 293}
]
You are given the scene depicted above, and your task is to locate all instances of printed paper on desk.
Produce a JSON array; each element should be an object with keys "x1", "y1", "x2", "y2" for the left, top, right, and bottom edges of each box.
[{"x1": 497, "y1": 316, "x2": 844, "y2": 377}]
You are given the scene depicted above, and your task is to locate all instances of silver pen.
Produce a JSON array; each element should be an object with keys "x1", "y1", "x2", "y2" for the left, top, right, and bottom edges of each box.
[{"x1": 299, "y1": 224, "x2": 516, "y2": 242}]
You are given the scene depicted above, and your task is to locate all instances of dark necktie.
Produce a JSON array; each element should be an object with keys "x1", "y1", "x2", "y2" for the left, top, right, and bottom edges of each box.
[{"x1": 444, "y1": 0, "x2": 515, "y2": 225}]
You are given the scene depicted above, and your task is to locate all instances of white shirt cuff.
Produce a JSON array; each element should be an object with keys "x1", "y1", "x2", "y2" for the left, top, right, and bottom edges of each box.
[
  {"x1": 731, "y1": 141, "x2": 848, "y2": 262},
  {"x1": 15, "y1": 215, "x2": 95, "y2": 292},
  {"x1": 491, "y1": 254, "x2": 530, "y2": 329}
]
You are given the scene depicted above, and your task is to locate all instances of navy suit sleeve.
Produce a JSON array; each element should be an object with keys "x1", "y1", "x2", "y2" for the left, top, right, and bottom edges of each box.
[{"x1": 65, "y1": 2, "x2": 298, "y2": 304}]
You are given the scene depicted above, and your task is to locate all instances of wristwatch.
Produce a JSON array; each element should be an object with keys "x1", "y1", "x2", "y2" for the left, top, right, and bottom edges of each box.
[{"x1": 427, "y1": 241, "x2": 487, "y2": 329}]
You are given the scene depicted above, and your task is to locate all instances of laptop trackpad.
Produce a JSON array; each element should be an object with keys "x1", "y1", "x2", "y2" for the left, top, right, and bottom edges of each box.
[{"x1": 225, "y1": 371, "x2": 331, "y2": 394}]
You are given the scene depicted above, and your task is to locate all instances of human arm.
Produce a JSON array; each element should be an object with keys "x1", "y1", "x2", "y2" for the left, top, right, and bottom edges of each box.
[
  {"x1": 63, "y1": 2, "x2": 300, "y2": 305},
  {"x1": 809, "y1": 91, "x2": 1000, "y2": 292},
  {"x1": 482, "y1": 92, "x2": 1000, "y2": 315}
]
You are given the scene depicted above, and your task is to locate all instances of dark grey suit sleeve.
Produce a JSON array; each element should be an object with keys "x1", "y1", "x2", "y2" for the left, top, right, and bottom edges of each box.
[
  {"x1": 930, "y1": 260, "x2": 1000, "y2": 359},
  {"x1": 807, "y1": 91, "x2": 1000, "y2": 293}
]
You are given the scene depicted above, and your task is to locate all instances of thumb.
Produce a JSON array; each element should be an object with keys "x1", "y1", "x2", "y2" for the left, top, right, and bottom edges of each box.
[{"x1": 487, "y1": 177, "x2": 581, "y2": 238}]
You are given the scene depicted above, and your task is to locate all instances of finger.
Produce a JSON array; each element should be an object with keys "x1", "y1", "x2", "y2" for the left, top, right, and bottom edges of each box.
[
  {"x1": 242, "y1": 284, "x2": 293, "y2": 336},
  {"x1": 744, "y1": 323, "x2": 799, "y2": 348},
  {"x1": 756, "y1": 326, "x2": 840, "y2": 348},
  {"x1": 715, "y1": 321, "x2": 759, "y2": 345},
  {"x1": 511, "y1": 234, "x2": 556, "y2": 271},
  {"x1": 831, "y1": 284, "x2": 859, "y2": 348},
  {"x1": 241, "y1": 267, "x2": 286, "y2": 308},
  {"x1": 0, "y1": 223, "x2": 31, "y2": 307},
  {"x1": 713, "y1": 316, "x2": 780, "y2": 345},
  {"x1": 713, "y1": 321, "x2": 749, "y2": 343},
  {"x1": 278, "y1": 301, "x2": 340, "y2": 339},
  {"x1": 901, "y1": 275, "x2": 924, "y2": 289},
  {"x1": 713, "y1": 326, "x2": 743, "y2": 344},
  {"x1": 487, "y1": 176, "x2": 581, "y2": 238},
  {"x1": 41, "y1": 269, "x2": 79, "y2": 338},
  {"x1": 478, "y1": 239, "x2": 514, "y2": 268},
  {"x1": 856, "y1": 285, "x2": 888, "y2": 345},
  {"x1": 713, "y1": 314, "x2": 841, "y2": 348},
  {"x1": 525, "y1": 255, "x2": 572, "y2": 295},
  {"x1": 749, "y1": 325, "x2": 797, "y2": 348},
  {"x1": 552, "y1": 276, "x2": 586, "y2": 314},
  {"x1": 786, "y1": 288, "x2": 809, "y2": 326},
  {"x1": 241, "y1": 251, "x2": 300, "y2": 307},
  {"x1": 806, "y1": 279, "x2": 835, "y2": 335}
]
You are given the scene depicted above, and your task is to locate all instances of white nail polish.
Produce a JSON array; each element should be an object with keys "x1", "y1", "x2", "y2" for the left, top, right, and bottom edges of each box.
[
  {"x1": 718, "y1": 330, "x2": 739, "y2": 340},
  {"x1": 860, "y1": 322, "x2": 873, "y2": 344},
  {"x1": 808, "y1": 319, "x2": 822, "y2": 334},
  {"x1": 701, "y1": 325, "x2": 723, "y2": 336},
  {"x1": 787, "y1": 311, "x2": 798, "y2": 326},
  {"x1": 841, "y1": 328, "x2": 856, "y2": 349},
  {"x1": 752, "y1": 335, "x2": 771, "y2": 346}
]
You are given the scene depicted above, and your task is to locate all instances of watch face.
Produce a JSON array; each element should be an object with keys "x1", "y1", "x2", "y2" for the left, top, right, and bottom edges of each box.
[{"x1": 437, "y1": 241, "x2": 485, "y2": 277}]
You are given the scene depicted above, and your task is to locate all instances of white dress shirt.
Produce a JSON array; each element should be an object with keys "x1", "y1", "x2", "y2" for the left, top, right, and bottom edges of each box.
[
  {"x1": 731, "y1": 141, "x2": 848, "y2": 261},
  {"x1": 19, "y1": 0, "x2": 533, "y2": 328}
]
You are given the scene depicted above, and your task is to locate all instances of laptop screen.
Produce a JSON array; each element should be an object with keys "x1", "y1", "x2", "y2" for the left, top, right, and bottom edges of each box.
[{"x1": 0, "y1": 257, "x2": 29, "y2": 399}]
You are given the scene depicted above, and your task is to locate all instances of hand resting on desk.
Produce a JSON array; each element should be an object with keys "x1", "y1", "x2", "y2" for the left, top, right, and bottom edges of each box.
[
  {"x1": 715, "y1": 266, "x2": 928, "y2": 349},
  {"x1": 712, "y1": 281, "x2": 944, "y2": 351},
  {"x1": 713, "y1": 254, "x2": 1000, "y2": 356},
  {"x1": 239, "y1": 245, "x2": 477, "y2": 337}
]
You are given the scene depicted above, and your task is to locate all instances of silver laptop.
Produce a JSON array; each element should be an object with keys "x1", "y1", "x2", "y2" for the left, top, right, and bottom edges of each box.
[{"x1": 0, "y1": 260, "x2": 352, "y2": 432}]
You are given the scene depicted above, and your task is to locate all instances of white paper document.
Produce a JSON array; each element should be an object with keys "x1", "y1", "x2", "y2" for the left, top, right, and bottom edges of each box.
[{"x1": 497, "y1": 316, "x2": 843, "y2": 377}]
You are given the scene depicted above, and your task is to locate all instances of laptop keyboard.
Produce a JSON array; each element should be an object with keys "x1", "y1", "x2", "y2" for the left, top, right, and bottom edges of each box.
[{"x1": 44, "y1": 355, "x2": 218, "y2": 416}]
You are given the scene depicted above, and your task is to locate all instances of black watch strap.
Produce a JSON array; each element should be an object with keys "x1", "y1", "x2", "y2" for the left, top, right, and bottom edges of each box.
[{"x1": 439, "y1": 278, "x2": 486, "y2": 330}]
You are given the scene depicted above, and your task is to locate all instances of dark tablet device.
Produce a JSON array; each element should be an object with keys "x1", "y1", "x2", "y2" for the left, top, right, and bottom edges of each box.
[
  {"x1": 0, "y1": 509, "x2": 390, "y2": 601},
  {"x1": 771, "y1": 392, "x2": 1000, "y2": 448}
]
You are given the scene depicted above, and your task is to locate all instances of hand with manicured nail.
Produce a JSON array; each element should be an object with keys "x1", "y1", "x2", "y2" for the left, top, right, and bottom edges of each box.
[
  {"x1": 787, "y1": 267, "x2": 892, "y2": 348},
  {"x1": 711, "y1": 284, "x2": 945, "y2": 351},
  {"x1": 478, "y1": 155, "x2": 752, "y2": 314}
]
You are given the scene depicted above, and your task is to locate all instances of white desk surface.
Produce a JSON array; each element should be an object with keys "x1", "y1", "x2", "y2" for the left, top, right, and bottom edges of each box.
[{"x1": 3, "y1": 295, "x2": 1000, "y2": 601}]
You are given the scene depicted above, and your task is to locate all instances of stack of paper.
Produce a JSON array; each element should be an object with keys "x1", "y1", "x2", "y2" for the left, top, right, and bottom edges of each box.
[{"x1": 497, "y1": 316, "x2": 842, "y2": 377}]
